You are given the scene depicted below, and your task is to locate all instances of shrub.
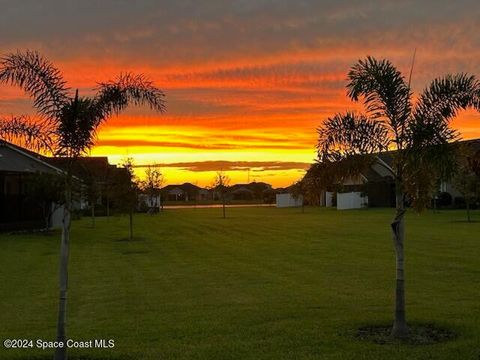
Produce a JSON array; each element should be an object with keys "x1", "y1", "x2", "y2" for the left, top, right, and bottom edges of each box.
[
  {"x1": 437, "y1": 192, "x2": 452, "y2": 207},
  {"x1": 453, "y1": 197, "x2": 466, "y2": 208}
]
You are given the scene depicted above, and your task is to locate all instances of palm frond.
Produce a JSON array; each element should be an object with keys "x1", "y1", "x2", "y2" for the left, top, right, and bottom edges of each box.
[
  {"x1": 0, "y1": 51, "x2": 69, "y2": 118},
  {"x1": 317, "y1": 111, "x2": 390, "y2": 161},
  {"x1": 302, "y1": 162, "x2": 342, "y2": 198},
  {"x1": 316, "y1": 111, "x2": 391, "y2": 182},
  {"x1": 55, "y1": 94, "x2": 100, "y2": 157},
  {"x1": 94, "y1": 72, "x2": 166, "y2": 120},
  {"x1": 411, "y1": 73, "x2": 480, "y2": 147},
  {"x1": 347, "y1": 56, "x2": 412, "y2": 139},
  {"x1": 0, "y1": 115, "x2": 54, "y2": 152}
]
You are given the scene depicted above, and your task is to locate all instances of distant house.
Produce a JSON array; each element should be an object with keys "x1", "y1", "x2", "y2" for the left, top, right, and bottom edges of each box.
[
  {"x1": 228, "y1": 186, "x2": 254, "y2": 200},
  {"x1": 169, "y1": 187, "x2": 185, "y2": 201},
  {"x1": 0, "y1": 141, "x2": 64, "y2": 230},
  {"x1": 227, "y1": 182, "x2": 274, "y2": 202},
  {"x1": 197, "y1": 188, "x2": 211, "y2": 201},
  {"x1": 161, "y1": 183, "x2": 211, "y2": 202}
]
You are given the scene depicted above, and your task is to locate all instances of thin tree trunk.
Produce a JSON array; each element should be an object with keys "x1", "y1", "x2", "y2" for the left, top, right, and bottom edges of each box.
[
  {"x1": 106, "y1": 196, "x2": 110, "y2": 221},
  {"x1": 46, "y1": 211, "x2": 53, "y2": 233},
  {"x1": 54, "y1": 179, "x2": 72, "y2": 360},
  {"x1": 466, "y1": 200, "x2": 471, "y2": 223},
  {"x1": 222, "y1": 194, "x2": 226, "y2": 219},
  {"x1": 391, "y1": 184, "x2": 408, "y2": 338},
  {"x1": 91, "y1": 203, "x2": 95, "y2": 228},
  {"x1": 129, "y1": 210, "x2": 133, "y2": 241},
  {"x1": 43, "y1": 202, "x2": 50, "y2": 232}
]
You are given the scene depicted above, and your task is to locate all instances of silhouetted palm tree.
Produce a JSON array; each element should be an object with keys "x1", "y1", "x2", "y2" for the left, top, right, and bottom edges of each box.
[
  {"x1": 317, "y1": 56, "x2": 480, "y2": 338},
  {"x1": 0, "y1": 50, "x2": 165, "y2": 360}
]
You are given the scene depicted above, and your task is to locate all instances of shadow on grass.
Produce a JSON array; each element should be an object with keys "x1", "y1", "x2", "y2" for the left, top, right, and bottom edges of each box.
[
  {"x1": 121, "y1": 250, "x2": 150, "y2": 255},
  {"x1": 115, "y1": 237, "x2": 146, "y2": 242},
  {"x1": 352, "y1": 323, "x2": 456, "y2": 345},
  {"x1": 6, "y1": 229, "x2": 61, "y2": 237},
  {"x1": 41, "y1": 251, "x2": 57, "y2": 256},
  {"x1": 450, "y1": 220, "x2": 479, "y2": 223}
]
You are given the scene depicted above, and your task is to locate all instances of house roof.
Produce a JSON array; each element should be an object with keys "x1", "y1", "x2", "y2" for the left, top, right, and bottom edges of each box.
[
  {"x1": 302, "y1": 138, "x2": 480, "y2": 185},
  {"x1": 0, "y1": 140, "x2": 64, "y2": 174},
  {"x1": 370, "y1": 138, "x2": 480, "y2": 181},
  {"x1": 161, "y1": 183, "x2": 206, "y2": 194},
  {"x1": 375, "y1": 139, "x2": 480, "y2": 167},
  {"x1": 229, "y1": 182, "x2": 272, "y2": 192},
  {"x1": 47, "y1": 156, "x2": 114, "y2": 181},
  {"x1": 229, "y1": 186, "x2": 254, "y2": 194},
  {"x1": 0, "y1": 141, "x2": 121, "y2": 183},
  {"x1": 47, "y1": 157, "x2": 128, "y2": 187}
]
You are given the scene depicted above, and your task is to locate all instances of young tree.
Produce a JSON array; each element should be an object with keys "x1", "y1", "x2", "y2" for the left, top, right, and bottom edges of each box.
[
  {"x1": 104, "y1": 166, "x2": 117, "y2": 220},
  {"x1": 84, "y1": 173, "x2": 100, "y2": 228},
  {"x1": 140, "y1": 164, "x2": 164, "y2": 214},
  {"x1": 300, "y1": 162, "x2": 343, "y2": 206},
  {"x1": 0, "y1": 50, "x2": 165, "y2": 360},
  {"x1": 317, "y1": 57, "x2": 480, "y2": 338},
  {"x1": 212, "y1": 171, "x2": 230, "y2": 218},
  {"x1": 453, "y1": 145, "x2": 480, "y2": 222},
  {"x1": 113, "y1": 158, "x2": 139, "y2": 240}
]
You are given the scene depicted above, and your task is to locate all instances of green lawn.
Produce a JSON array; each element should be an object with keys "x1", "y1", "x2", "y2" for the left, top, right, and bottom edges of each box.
[{"x1": 0, "y1": 207, "x2": 479, "y2": 360}]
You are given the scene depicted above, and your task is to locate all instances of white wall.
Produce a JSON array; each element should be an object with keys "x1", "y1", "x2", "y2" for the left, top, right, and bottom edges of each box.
[
  {"x1": 337, "y1": 192, "x2": 368, "y2": 210},
  {"x1": 51, "y1": 204, "x2": 64, "y2": 229},
  {"x1": 325, "y1": 192, "x2": 334, "y2": 207},
  {"x1": 276, "y1": 193, "x2": 303, "y2": 208},
  {"x1": 139, "y1": 194, "x2": 161, "y2": 208}
]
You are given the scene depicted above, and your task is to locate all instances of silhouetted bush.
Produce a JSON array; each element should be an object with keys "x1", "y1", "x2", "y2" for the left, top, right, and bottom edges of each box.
[{"x1": 437, "y1": 192, "x2": 452, "y2": 207}]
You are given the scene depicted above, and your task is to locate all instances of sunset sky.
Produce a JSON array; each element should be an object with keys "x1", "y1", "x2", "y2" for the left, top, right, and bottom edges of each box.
[{"x1": 1, "y1": 1, "x2": 479, "y2": 187}]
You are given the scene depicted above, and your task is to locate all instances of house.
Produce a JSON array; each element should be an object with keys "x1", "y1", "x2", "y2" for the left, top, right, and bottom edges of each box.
[
  {"x1": 161, "y1": 183, "x2": 211, "y2": 202},
  {"x1": 197, "y1": 188, "x2": 211, "y2": 201},
  {"x1": 0, "y1": 140, "x2": 129, "y2": 229},
  {"x1": 47, "y1": 156, "x2": 119, "y2": 211},
  {"x1": 310, "y1": 139, "x2": 480, "y2": 210},
  {"x1": 335, "y1": 153, "x2": 395, "y2": 209},
  {"x1": 228, "y1": 186, "x2": 254, "y2": 200},
  {"x1": 227, "y1": 182, "x2": 274, "y2": 202},
  {"x1": 0, "y1": 141, "x2": 65, "y2": 230}
]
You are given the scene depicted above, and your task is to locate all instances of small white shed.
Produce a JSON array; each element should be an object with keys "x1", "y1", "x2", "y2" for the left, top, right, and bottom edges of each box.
[
  {"x1": 337, "y1": 192, "x2": 368, "y2": 210},
  {"x1": 325, "y1": 192, "x2": 334, "y2": 207},
  {"x1": 50, "y1": 204, "x2": 65, "y2": 229},
  {"x1": 276, "y1": 193, "x2": 303, "y2": 208}
]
